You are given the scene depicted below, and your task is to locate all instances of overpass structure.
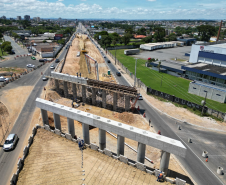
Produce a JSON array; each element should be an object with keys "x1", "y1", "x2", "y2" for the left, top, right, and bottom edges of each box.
[
  {"x1": 36, "y1": 98, "x2": 186, "y2": 175},
  {"x1": 49, "y1": 71, "x2": 137, "y2": 111}
]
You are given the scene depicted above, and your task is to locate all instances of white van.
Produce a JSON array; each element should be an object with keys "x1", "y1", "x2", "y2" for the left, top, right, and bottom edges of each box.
[{"x1": 77, "y1": 52, "x2": 80, "y2": 57}]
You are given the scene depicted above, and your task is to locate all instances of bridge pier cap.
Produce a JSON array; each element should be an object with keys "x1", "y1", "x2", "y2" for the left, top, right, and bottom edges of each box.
[{"x1": 35, "y1": 98, "x2": 187, "y2": 158}]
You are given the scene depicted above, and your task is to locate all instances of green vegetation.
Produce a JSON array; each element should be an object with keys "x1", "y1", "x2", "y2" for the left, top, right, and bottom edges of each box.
[
  {"x1": 110, "y1": 49, "x2": 226, "y2": 112},
  {"x1": 170, "y1": 58, "x2": 186, "y2": 62},
  {"x1": 0, "y1": 48, "x2": 7, "y2": 57}
]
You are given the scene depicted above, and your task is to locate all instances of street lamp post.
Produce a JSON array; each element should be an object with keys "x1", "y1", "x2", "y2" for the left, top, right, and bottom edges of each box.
[
  {"x1": 134, "y1": 58, "x2": 137, "y2": 87},
  {"x1": 115, "y1": 46, "x2": 116, "y2": 65}
]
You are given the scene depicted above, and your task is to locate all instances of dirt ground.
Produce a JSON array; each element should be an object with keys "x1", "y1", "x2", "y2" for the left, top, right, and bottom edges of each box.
[
  {"x1": 17, "y1": 128, "x2": 172, "y2": 185},
  {"x1": 0, "y1": 102, "x2": 10, "y2": 145},
  {"x1": 106, "y1": 52, "x2": 226, "y2": 132},
  {"x1": 63, "y1": 34, "x2": 115, "y2": 83},
  {"x1": 0, "y1": 86, "x2": 33, "y2": 145}
]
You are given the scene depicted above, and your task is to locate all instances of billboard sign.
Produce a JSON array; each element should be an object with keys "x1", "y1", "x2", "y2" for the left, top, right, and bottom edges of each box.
[{"x1": 54, "y1": 36, "x2": 62, "y2": 40}]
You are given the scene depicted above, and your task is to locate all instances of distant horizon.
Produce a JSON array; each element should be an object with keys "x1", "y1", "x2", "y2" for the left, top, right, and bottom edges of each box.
[{"x1": 1, "y1": 0, "x2": 226, "y2": 20}]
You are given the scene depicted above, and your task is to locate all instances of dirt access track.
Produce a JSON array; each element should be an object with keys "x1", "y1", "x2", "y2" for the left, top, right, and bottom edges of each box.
[{"x1": 62, "y1": 34, "x2": 115, "y2": 83}]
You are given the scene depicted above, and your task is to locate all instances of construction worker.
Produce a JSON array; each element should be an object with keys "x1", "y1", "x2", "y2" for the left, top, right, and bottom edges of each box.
[
  {"x1": 157, "y1": 171, "x2": 163, "y2": 182},
  {"x1": 78, "y1": 139, "x2": 84, "y2": 150},
  {"x1": 157, "y1": 130, "x2": 161, "y2": 135}
]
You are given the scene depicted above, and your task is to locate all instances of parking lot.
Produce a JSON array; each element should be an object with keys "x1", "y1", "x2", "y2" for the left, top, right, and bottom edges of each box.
[{"x1": 134, "y1": 46, "x2": 192, "y2": 62}]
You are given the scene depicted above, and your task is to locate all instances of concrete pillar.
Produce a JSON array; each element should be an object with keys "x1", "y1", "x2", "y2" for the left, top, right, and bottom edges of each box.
[
  {"x1": 125, "y1": 95, "x2": 130, "y2": 111},
  {"x1": 53, "y1": 113, "x2": 61, "y2": 131},
  {"x1": 99, "y1": 129, "x2": 106, "y2": 150},
  {"x1": 82, "y1": 123, "x2": 90, "y2": 144},
  {"x1": 102, "y1": 90, "x2": 106, "y2": 108},
  {"x1": 224, "y1": 113, "x2": 226, "y2": 123},
  {"x1": 160, "y1": 150, "x2": 170, "y2": 175},
  {"x1": 55, "y1": 79, "x2": 59, "y2": 92},
  {"x1": 113, "y1": 92, "x2": 117, "y2": 111},
  {"x1": 92, "y1": 88, "x2": 96, "y2": 106},
  {"x1": 67, "y1": 118, "x2": 75, "y2": 138},
  {"x1": 82, "y1": 85, "x2": 86, "y2": 103},
  {"x1": 63, "y1": 81, "x2": 68, "y2": 98},
  {"x1": 137, "y1": 142, "x2": 146, "y2": 163},
  {"x1": 117, "y1": 135, "x2": 124, "y2": 156},
  {"x1": 72, "y1": 84, "x2": 77, "y2": 100},
  {"x1": 40, "y1": 109, "x2": 49, "y2": 126}
]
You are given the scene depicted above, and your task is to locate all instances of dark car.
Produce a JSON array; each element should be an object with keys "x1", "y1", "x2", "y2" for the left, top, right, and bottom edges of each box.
[
  {"x1": 55, "y1": 59, "x2": 60, "y2": 63},
  {"x1": 116, "y1": 72, "x2": 121, "y2": 76},
  {"x1": 107, "y1": 59, "x2": 111, "y2": 63},
  {"x1": 39, "y1": 59, "x2": 46, "y2": 62},
  {"x1": 11, "y1": 50, "x2": 15, "y2": 54}
]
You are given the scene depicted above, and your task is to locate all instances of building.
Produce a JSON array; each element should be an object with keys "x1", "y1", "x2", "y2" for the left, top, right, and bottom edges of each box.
[
  {"x1": 17, "y1": 16, "x2": 21, "y2": 20},
  {"x1": 177, "y1": 37, "x2": 196, "y2": 46},
  {"x1": 24, "y1": 15, "x2": 30, "y2": 21},
  {"x1": 33, "y1": 17, "x2": 40, "y2": 22},
  {"x1": 189, "y1": 41, "x2": 226, "y2": 67},
  {"x1": 188, "y1": 81, "x2": 226, "y2": 103},
  {"x1": 182, "y1": 63, "x2": 226, "y2": 88}
]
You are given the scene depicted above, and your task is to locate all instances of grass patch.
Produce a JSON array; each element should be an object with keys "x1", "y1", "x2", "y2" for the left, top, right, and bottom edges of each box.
[
  {"x1": 110, "y1": 49, "x2": 226, "y2": 113},
  {"x1": 0, "y1": 48, "x2": 8, "y2": 57},
  {"x1": 0, "y1": 67, "x2": 26, "y2": 74}
]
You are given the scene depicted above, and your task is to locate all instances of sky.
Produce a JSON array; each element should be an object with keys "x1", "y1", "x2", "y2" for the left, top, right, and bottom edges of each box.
[{"x1": 1, "y1": 0, "x2": 226, "y2": 20}]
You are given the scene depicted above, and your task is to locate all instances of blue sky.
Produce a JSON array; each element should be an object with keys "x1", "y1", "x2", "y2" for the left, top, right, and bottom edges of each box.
[{"x1": 1, "y1": 0, "x2": 226, "y2": 19}]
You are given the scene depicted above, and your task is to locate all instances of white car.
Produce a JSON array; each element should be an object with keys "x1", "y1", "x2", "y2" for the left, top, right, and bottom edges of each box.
[
  {"x1": 3, "y1": 134, "x2": 19, "y2": 151},
  {"x1": 26, "y1": 64, "x2": 35, "y2": 68},
  {"x1": 27, "y1": 53, "x2": 32, "y2": 56},
  {"x1": 138, "y1": 94, "x2": 143, "y2": 100},
  {"x1": 50, "y1": 65, "x2": 55, "y2": 69},
  {"x1": 0, "y1": 76, "x2": 9, "y2": 82}
]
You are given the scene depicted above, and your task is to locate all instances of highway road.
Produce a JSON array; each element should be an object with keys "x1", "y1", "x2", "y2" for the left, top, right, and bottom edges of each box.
[
  {"x1": 85, "y1": 26, "x2": 226, "y2": 185},
  {"x1": 0, "y1": 36, "x2": 72, "y2": 185}
]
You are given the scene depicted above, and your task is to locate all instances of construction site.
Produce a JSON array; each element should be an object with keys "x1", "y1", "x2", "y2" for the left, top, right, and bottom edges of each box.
[{"x1": 12, "y1": 28, "x2": 193, "y2": 185}]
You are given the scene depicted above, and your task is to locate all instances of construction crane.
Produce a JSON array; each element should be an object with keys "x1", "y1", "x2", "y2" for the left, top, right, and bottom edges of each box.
[
  {"x1": 84, "y1": 54, "x2": 99, "y2": 80},
  {"x1": 217, "y1": 20, "x2": 223, "y2": 42}
]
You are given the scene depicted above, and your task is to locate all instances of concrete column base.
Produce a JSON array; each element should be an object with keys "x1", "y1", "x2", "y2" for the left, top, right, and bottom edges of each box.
[
  {"x1": 82, "y1": 85, "x2": 86, "y2": 103},
  {"x1": 117, "y1": 135, "x2": 124, "y2": 156},
  {"x1": 72, "y1": 84, "x2": 77, "y2": 100},
  {"x1": 82, "y1": 123, "x2": 90, "y2": 144},
  {"x1": 99, "y1": 129, "x2": 106, "y2": 150},
  {"x1": 102, "y1": 90, "x2": 106, "y2": 108},
  {"x1": 160, "y1": 150, "x2": 170, "y2": 175},
  {"x1": 125, "y1": 95, "x2": 130, "y2": 111},
  {"x1": 137, "y1": 142, "x2": 146, "y2": 163},
  {"x1": 92, "y1": 88, "x2": 96, "y2": 106},
  {"x1": 67, "y1": 118, "x2": 75, "y2": 138},
  {"x1": 63, "y1": 81, "x2": 68, "y2": 98},
  {"x1": 53, "y1": 113, "x2": 61, "y2": 131},
  {"x1": 41, "y1": 109, "x2": 49, "y2": 126}
]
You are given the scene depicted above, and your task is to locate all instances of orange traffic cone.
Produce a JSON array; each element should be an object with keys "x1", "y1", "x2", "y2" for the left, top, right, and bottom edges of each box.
[
  {"x1": 143, "y1": 112, "x2": 146, "y2": 118},
  {"x1": 206, "y1": 158, "x2": 208, "y2": 162}
]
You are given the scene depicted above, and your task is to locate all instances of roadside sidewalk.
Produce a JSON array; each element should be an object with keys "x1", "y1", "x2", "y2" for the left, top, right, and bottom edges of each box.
[{"x1": 106, "y1": 52, "x2": 226, "y2": 132}]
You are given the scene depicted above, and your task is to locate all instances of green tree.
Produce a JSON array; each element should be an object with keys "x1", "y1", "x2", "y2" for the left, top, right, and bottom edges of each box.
[
  {"x1": 141, "y1": 35, "x2": 152, "y2": 43},
  {"x1": 125, "y1": 28, "x2": 134, "y2": 34},
  {"x1": 4, "y1": 45, "x2": 12, "y2": 53},
  {"x1": 100, "y1": 35, "x2": 112, "y2": 49},
  {"x1": 57, "y1": 39, "x2": 65, "y2": 45},
  {"x1": 168, "y1": 33, "x2": 177, "y2": 41},
  {"x1": 121, "y1": 33, "x2": 131, "y2": 45},
  {"x1": 153, "y1": 27, "x2": 165, "y2": 42},
  {"x1": 136, "y1": 27, "x2": 146, "y2": 35},
  {"x1": 197, "y1": 25, "x2": 216, "y2": 42},
  {"x1": 1, "y1": 41, "x2": 11, "y2": 51},
  {"x1": 0, "y1": 33, "x2": 3, "y2": 39}
]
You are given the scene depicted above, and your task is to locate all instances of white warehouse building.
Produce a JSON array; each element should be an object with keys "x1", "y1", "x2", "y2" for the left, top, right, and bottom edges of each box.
[{"x1": 140, "y1": 41, "x2": 184, "y2": 51}]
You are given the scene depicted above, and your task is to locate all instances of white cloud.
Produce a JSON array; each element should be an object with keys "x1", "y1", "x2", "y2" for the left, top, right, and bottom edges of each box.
[{"x1": 147, "y1": 0, "x2": 156, "y2": 1}]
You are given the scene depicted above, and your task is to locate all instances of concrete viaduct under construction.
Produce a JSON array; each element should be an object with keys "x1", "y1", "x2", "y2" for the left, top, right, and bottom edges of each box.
[{"x1": 36, "y1": 98, "x2": 186, "y2": 175}]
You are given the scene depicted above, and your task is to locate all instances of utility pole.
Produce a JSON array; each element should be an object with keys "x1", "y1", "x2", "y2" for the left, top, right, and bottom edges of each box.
[
  {"x1": 161, "y1": 75, "x2": 163, "y2": 87},
  {"x1": 134, "y1": 58, "x2": 137, "y2": 87},
  {"x1": 115, "y1": 46, "x2": 116, "y2": 65},
  {"x1": 201, "y1": 91, "x2": 207, "y2": 116}
]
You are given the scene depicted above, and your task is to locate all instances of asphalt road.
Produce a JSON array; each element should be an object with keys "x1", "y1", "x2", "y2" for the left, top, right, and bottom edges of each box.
[
  {"x1": 0, "y1": 36, "x2": 71, "y2": 185},
  {"x1": 87, "y1": 31, "x2": 225, "y2": 185}
]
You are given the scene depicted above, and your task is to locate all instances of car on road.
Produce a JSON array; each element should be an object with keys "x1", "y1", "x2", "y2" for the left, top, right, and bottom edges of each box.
[
  {"x1": 138, "y1": 94, "x2": 143, "y2": 100},
  {"x1": 3, "y1": 134, "x2": 19, "y2": 151},
  {"x1": 107, "y1": 59, "x2": 111, "y2": 63},
  {"x1": 116, "y1": 72, "x2": 121, "y2": 76},
  {"x1": 11, "y1": 50, "x2": 15, "y2": 54},
  {"x1": 31, "y1": 56, "x2": 36, "y2": 60},
  {"x1": 0, "y1": 76, "x2": 9, "y2": 82},
  {"x1": 42, "y1": 76, "x2": 48, "y2": 81},
  {"x1": 27, "y1": 53, "x2": 32, "y2": 56},
  {"x1": 55, "y1": 58, "x2": 60, "y2": 63},
  {"x1": 26, "y1": 64, "x2": 35, "y2": 68},
  {"x1": 50, "y1": 65, "x2": 55, "y2": 69},
  {"x1": 39, "y1": 59, "x2": 47, "y2": 62}
]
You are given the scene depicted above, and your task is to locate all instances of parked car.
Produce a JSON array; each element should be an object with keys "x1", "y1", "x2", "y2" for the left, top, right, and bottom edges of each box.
[
  {"x1": 27, "y1": 53, "x2": 32, "y2": 56},
  {"x1": 26, "y1": 64, "x2": 35, "y2": 68},
  {"x1": 50, "y1": 65, "x2": 55, "y2": 69},
  {"x1": 138, "y1": 94, "x2": 143, "y2": 100},
  {"x1": 116, "y1": 72, "x2": 121, "y2": 76},
  {"x1": 55, "y1": 59, "x2": 60, "y2": 63},
  {"x1": 42, "y1": 76, "x2": 48, "y2": 81},
  {"x1": 107, "y1": 59, "x2": 111, "y2": 63},
  {"x1": 39, "y1": 59, "x2": 47, "y2": 62},
  {"x1": 0, "y1": 76, "x2": 9, "y2": 82},
  {"x1": 11, "y1": 50, "x2": 15, "y2": 54},
  {"x1": 31, "y1": 56, "x2": 36, "y2": 60},
  {"x1": 3, "y1": 134, "x2": 19, "y2": 151}
]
